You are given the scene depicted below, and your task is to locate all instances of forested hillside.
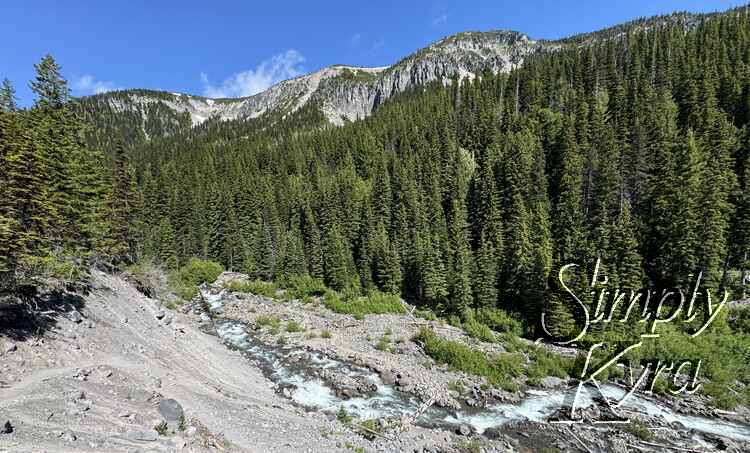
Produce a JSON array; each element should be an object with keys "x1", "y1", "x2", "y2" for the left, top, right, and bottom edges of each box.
[
  {"x1": 117, "y1": 10, "x2": 750, "y2": 331},
  {"x1": 0, "y1": 57, "x2": 133, "y2": 290}
]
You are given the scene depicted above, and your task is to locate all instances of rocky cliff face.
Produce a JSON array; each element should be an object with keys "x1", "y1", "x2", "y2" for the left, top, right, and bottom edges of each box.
[{"x1": 78, "y1": 30, "x2": 549, "y2": 135}]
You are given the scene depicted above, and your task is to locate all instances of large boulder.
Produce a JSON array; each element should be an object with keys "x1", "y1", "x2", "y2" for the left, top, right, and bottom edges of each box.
[{"x1": 158, "y1": 398, "x2": 184, "y2": 432}]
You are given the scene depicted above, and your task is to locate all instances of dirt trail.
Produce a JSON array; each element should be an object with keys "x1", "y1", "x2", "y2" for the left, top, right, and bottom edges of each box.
[{"x1": 0, "y1": 271, "x2": 374, "y2": 452}]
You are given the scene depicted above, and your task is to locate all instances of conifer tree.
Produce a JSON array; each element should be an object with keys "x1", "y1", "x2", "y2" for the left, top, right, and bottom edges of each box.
[{"x1": 0, "y1": 78, "x2": 17, "y2": 112}]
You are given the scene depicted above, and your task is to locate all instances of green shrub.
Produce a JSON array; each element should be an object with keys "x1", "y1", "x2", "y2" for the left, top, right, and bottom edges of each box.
[
  {"x1": 463, "y1": 319, "x2": 496, "y2": 343},
  {"x1": 178, "y1": 258, "x2": 223, "y2": 286},
  {"x1": 476, "y1": 308, "x2": 523, "y2": 336},
  {"x1": 286, "y1": 320, "x2": 306, "y2": 333},
  {"x1": 526, "y1": 346, "x2": 575, "y2": 380},
  {"x1": 321, "y1": 329, "x2": 333, "y2": 339},
  {"x1": 224, "y1": 279, "x2": 278, "y2": 298},
  {"x1": 284, "y1": 275, "x2": 327, "y2": 299},
  {"x1": 414, "y1": 327, "x2": 522, "y2": 390},
  {"x1": 704, "y1": 382, "x2": 740, "y2": 410},
  {"x1": 322, "y1": 289, "x2": 405, "y2": 318},
  {"x1": 337, "y1": 406, "x2": 352, "y2": 424},
  {"x1": 169, "y1": 276, "x2": 198, "y2": 301},
  {"x1": 414, "y1": 308, "x2": 438, "y2": 321},
  {"x1": 154, "y1": 420, "x2": 169, "y2": 436}
]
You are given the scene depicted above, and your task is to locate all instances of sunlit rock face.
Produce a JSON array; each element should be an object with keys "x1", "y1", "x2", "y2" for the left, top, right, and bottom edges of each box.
[{"x1": 80, "y1": 30, "x2": 548, "y2": 132}]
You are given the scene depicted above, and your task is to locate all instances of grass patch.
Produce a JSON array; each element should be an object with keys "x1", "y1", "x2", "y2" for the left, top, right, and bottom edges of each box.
[
  {"x1": 256, "y1": 315, "x2": 281, "y2": 331},
  {"x1": 286, "y1": 320, "x2": 306, "y2": 333},
  {"x1": 355, "y1": 419, "x2": 383, "y2": 440},
  {"x1": 448, "y1": 380, "x2": 465, "y2": 394},
  {"x1": 322, "y1": 289, "x2": 405, "y2": 318},
  {"x1": 375, "y1": 336, "x2": 391, "y2": 352},
  {"x1": 321, "y1": 329, "x2": 333, "y2": 339},
  {"x1": 455, "y1": 439, "x2": 483, "y2": 453},
  {"x1": 224, "y1": 279, "x2": 278, "y2": 298},
  {"x1": 625, "y1": 419, "x2": 654, "y2": 441}
]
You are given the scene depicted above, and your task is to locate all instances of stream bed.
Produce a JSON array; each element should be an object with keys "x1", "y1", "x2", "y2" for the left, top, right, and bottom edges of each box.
[{"x1": 203, "y1": 289, "x2": 750, "y2": 443}]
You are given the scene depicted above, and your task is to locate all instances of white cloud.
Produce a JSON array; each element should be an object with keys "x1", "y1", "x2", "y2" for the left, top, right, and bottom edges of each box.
[
  {"x1": 73, "y1": 75, "x2": 120, "y2": 95},
  {"x1": 431, "y1": 13, "x2": 449, "y2": 26},
  {"x1": 371, "y1": 37, "x2": 385, "y2": 52},
  {"x1": 348, "y1": 33, "x2": 362, "y2": 48},
  {"x1": 200, "y1": 50, "x2": 305, "y2": 98}
]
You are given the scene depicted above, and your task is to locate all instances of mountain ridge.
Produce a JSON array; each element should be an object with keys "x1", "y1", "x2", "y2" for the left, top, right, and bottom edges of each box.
[{"x1": 75, "y1": 7, "x2": 733, "y2": 142}]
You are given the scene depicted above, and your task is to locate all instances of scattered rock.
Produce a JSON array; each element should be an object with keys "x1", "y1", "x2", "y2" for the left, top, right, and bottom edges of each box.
[
  {"x1": 72, "y1": 368, "x2": 91, "y2": 381},
  {"x1": 455, "y1": 424, "x2": 472, "y2": 436},
  {"x1": 539, "y1": 376, "x2": 565, "y2": 389},
  {"x1": 163, "y1": 315, "x2": 173, "y2": 325},
  {"x1": 125, "y1": 430, "x2": 159, "y2": 442},
  {"x1": 483, "y1": 427, "x2": 503, "y2": 439},
  {"x1": 68, "y1": 310, "x2": 83, "y2": 323},
  {"x1": 3, "y1": 341, "x2": 16, "y2": 354},
  {"x1": 61, "y1": 431, "x2": 77, "y2": 442},
  {"x1": 158, "y1": 398, "x2": 184, "y2": 423},
  {"x1": 380, "y1": 371, "x2": 396, "y2": 385},
  {"x1": 1, "y1": 421, "x2": 12, "y2": 434},
  {"x1": 155, "y1": 310, "x2": 165, "y2": 320}
]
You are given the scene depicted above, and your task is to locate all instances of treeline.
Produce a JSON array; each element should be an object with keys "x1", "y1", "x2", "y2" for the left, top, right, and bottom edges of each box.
[
  {"x1": 107, "y1": 10, "x2": 750, "y2": 336},
  {"x1": 0, "y1": 56, "x2": 135, "y2": 291}
]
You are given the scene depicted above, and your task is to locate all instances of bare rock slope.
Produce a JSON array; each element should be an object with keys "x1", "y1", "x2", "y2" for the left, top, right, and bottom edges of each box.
[{"x1": 0, "y1": 271, "x2": 371, "y2": 452}]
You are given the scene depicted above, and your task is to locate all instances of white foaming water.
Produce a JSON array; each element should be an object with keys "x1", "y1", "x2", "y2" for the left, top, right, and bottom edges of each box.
[{"x1": 203, "y1": 289, "x2": 228, "y2": 311}]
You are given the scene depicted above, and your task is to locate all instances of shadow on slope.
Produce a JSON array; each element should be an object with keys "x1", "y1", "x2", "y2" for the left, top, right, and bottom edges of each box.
[{"x1": 0, "y1": 286, "x2": 86, "y2": 341}]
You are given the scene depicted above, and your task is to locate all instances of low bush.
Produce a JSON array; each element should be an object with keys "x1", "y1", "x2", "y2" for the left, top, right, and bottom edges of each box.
[
  {"x1": 526, "y1": 346, "x2": 575, "y2": 380},
  {"x1": 177, "y1": 258, "x2": 223, "y2": 286},
  {"x1": 475, "y1": 308, "x2": 523, "y2": 336},
  {"x1": 356, "y1": 419, "x2": 383, "y2": 440},
  {"x1": 414, "y1": 308, "x2": 438, "y2": 321},
  {"x1": 337, "y1": 406, "x2": 352, "y2": 424},
  {"x1": 283, "y1": 275, "x2": 327, "y2": 300},
  {"x1": 321, "y1": 329, "x2": 333, "y2": 339},
  {"x1": 625, "y1": 419, "x2": 654, "y2": 441},
  {"x1": 322, "y1": 289, "x2": 405, "y2": 318},
  {"x1": 414, "y1": 327, "x2": 522, "y2": 391},
  {"x1": 463, "y1": 319, "x2": 496, "y2": 343}
]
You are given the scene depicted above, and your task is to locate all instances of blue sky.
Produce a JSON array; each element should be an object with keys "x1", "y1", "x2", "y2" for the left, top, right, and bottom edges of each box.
[{"x1": 1, "y1": 0, "x2": 744, "y2": 105}]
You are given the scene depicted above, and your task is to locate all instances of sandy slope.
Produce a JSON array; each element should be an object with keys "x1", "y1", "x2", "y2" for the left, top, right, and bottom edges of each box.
[{"x1": 0, "y1": 271, "x2": 369, "y2": 452}]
